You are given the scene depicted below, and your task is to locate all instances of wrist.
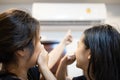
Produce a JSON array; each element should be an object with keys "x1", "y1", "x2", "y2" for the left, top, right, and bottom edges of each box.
[
  {"x1": 60, "y1": 60, "x2": 67, "y2": 68},
  {"x1": 38, "y1": 64, "x2": 48, "y2": 72}
]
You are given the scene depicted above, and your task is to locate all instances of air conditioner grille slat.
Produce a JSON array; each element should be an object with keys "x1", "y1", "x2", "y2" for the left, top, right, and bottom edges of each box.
[{"x1": 40, "y1": 20, "x2": 103, "y2": 26}]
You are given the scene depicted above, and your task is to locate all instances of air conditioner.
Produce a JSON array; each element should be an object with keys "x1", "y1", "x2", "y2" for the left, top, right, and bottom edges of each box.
[{"x1": 32, "y1": 3, "x2": 107, "y2": 26}]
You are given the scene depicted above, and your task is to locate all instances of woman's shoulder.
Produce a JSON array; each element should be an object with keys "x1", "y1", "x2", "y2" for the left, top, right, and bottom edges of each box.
[
  {"x1": 0, "y1": 71, "x2": 20, "y2": 80},
  {"x1": 72, "y1": 75, "x2": 86, "y2": 80}
]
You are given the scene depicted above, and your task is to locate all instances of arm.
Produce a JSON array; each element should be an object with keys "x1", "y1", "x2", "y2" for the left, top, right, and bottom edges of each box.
[
  {"x1": 56, "y1": 54, "x2": 76, "y2": 80},
  {"x1": 40, "y1": 66, "x2": 56, "y2": 80},
  {"x1": 37, "y1": 45, "x2": 56, "y2": 80},
  {"x1": 48, "y1": 30, "x2": 72, "y2": 69}
]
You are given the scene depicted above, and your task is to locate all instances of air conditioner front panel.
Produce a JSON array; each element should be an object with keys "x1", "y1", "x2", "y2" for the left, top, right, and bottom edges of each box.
[{"x1": 32, "y1": 3, "x2": 107, "y2": 21}]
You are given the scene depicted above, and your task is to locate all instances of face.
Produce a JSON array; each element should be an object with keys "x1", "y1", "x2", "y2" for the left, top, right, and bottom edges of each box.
[
  {"x1": 75, "y1": 34, "x2": 90, "y2": 70},
  {"x1": 27, "y1": 34, "x2": 42, "y2": 67}
]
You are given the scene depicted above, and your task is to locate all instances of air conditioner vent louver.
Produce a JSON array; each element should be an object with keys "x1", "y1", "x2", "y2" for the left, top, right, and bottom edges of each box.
[{"x1": 40, "y1": 20, "x2": 103, "y2": 26}]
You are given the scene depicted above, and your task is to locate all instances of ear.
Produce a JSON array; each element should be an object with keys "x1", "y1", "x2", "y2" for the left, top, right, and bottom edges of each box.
[
  {"x1": 16, "y1": 50, "x2": 25, "y2": 57},
  {"x1": 88, "y1": 54, "x2": 91, "y2": 59},
  {"x1": 87, "y1": 49, "x2": 91, "y2": 59}
]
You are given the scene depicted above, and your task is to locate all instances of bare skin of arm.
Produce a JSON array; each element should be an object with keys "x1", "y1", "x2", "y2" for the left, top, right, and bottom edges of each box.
[
  {"x1": 39, "y1": 30, "x2": 72, "y2": 80},
  {"x1": 48, "y1": 30, "x2": 72, "y2": 69},
  {"x1": 56, "y1": 54, "x2": 76, "y2": 80},
  {"x1": 37, "y1": 45, "x2": 57, "y2": 80}
]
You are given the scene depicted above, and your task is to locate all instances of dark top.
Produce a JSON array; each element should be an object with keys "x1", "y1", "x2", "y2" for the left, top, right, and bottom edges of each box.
[
  {"x1": 0, "y1": 66, "x2": 40, "y2": 80},
  {"x1": 72, "y1": 76, "x2": 86, "y2": 80},
  {"x1": 0, "y1": 72, "x2": 20, "y2": 80},
  {"x1": 27, "y1": 66, "x2": 40, "y2": 80}
]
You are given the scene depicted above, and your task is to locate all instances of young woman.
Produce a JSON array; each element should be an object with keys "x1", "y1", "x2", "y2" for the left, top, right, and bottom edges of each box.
[
  {"x1": 0, "y1": 9, "x2": 72, "y2": 80},
  {"x1": 56, "y1": 24, "x2": 120, "y2": 80}
]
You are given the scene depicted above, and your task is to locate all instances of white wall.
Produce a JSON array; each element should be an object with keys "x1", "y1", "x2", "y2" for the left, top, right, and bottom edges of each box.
[
  {"x1": 0, "y1": 4, "x2": 120, "y2": 25},
  {"x1": 0, "y1": 4, "x2": 32, "y2": 13},
  {"x1": 1, "y1": 4, "x2": 120, "y2": 27},
  {"x1": 1, "y1": 4, "x2": 120, "y2": 31},
  {"x1": 105, "y1": 5, "x2": 120, "y2": 30},
  {"x1": 0, "y1": 3, "x2": 120, "y2": 77}
]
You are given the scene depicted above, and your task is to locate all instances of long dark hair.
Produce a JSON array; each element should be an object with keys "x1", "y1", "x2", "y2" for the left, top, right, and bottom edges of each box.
[
  {"x1": 0, "y1": 9, "x2": 40, "y2": 64},
  {"x1": 84, "y1": 24, "x2": 120, "y2": 80}
]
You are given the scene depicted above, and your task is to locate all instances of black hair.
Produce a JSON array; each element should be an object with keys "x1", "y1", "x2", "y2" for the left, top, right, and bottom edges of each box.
[
  {"x1": 0, "y1": 9, "x2": 40, "y2": 64},
  {"x1": 84, "y1": 24, "x2": 120, "y2": 80}
]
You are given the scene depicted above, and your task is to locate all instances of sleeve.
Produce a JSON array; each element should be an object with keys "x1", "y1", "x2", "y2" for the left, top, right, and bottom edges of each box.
[{"x1": 27, "y1": 66, "x2": 40, "y2": 80}]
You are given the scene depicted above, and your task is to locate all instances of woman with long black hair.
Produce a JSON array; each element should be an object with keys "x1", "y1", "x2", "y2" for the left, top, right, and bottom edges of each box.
[{"x1": 56, "y1": 24, "x2": 120, "y2": 80}]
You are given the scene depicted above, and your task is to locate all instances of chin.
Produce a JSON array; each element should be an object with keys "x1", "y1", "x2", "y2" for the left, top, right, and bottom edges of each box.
[
  {"x1": 76, "y1": 62, "x2": 83, "y2": 69},
  {"x1": 76, "y1": 63, "x2": 79, "y2": 68}
]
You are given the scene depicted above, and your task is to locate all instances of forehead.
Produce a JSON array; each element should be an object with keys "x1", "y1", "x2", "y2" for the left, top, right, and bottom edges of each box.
[
  {"x1": 79, "y1": 34, "x2": 85, "y2": 43},
  {"x1": 78, "y1": 34, "x2": 87, "y2": 49}
]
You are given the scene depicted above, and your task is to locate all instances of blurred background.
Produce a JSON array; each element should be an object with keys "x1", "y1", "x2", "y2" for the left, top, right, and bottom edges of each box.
[{"x1": 0, "y1": 0, "x2": 120, "y2": 77}]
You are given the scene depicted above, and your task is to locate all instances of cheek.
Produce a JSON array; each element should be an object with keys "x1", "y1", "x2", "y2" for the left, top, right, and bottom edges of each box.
[
  {"x1": 76, "y1": 47, "x2": 84, "y2": 60},
  {"x1": 75, "y1": 48, "x2": 80, "y2": 60},
  {"x1": 75, "y1": 47, "x2": 87, "y2": 68},
  {"x1": 32, "y1": 42, "x2": 42, "y2": 60},
  {"x1": 75, "y1": 48, "x2": 81, "y2": 65}
]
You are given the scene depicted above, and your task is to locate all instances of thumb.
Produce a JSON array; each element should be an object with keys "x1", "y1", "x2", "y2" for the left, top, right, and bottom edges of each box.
[
  {"x1": 41, "y1": 45, "x2": 46, "y2": 52},
  {"x1": 67, "y1": 54, "x2": 76, "y2": 60}
]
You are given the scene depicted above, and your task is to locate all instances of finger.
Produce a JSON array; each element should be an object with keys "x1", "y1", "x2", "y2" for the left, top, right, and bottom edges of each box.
[
  {"x1": 41, "y1": 44, "x2": 44, "y2": 50},
  {"x1": 65, "y1": 29, "x2": 71, "y2": 37},
  {"x1": 67, "y1": 30, "x2": 72, "y2": 40},
  {"x1": 41, "y1": 45, "x2": 46, "y2": 52},
  {"x1": 68, "y1": 36, "x2": 73, "y2": 42},
  {"x1": 71, "y1": 55, "x2": 76, "y2": 60},
  {"x1": 67, "y1": 29, "x2": 71, "y2": 34},
  {"x1": 67, "y1": 54, "x2": 75, "y2": 60},
  {"x1": 40, "y1": 45, "x2": 48, "y2": 55}
]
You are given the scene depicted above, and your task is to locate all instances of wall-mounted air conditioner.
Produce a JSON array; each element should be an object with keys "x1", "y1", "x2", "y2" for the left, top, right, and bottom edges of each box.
[{"x1": 32, "y1": 3, "x2": 107, "y2": 25}]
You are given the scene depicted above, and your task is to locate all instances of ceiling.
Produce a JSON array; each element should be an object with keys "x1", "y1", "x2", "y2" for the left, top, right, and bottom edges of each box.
[{"x1": 0, "y1": 0, "x2": 120, "y2": 4}]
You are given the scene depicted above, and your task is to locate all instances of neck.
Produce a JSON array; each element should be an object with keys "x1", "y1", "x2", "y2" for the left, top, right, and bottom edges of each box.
[
  {"x1": 84, "y1": 70, "x2": 90, "y2": 80},
  {"x1": 83, "y1": 68, "x2": 94, "y2": 80},
  {"x1": 2, "y1": 63, "x2": 29, "y2": 80}
]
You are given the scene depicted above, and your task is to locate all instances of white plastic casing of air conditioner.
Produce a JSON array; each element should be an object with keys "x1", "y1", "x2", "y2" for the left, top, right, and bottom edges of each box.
[{"x1": 32, "y1": 3, "x2": 107, "y2": 25}]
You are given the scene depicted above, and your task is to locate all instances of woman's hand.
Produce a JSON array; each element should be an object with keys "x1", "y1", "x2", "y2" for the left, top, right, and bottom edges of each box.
[
  {"x1": 37, "y1": 45, "x2": 57, "y2": 80},
  {"x1": 37, "y1": 45, "x2": 49, "y2": 69},
  {"x1": 61, "y1": 30, "x2": 73, "y2": 46},
  {"x1": 56, "y1": 54, "x2": 76, "y2": 80},
  {"x1": 60, "y1": 54, "x2": 76, "y2": 66}
]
